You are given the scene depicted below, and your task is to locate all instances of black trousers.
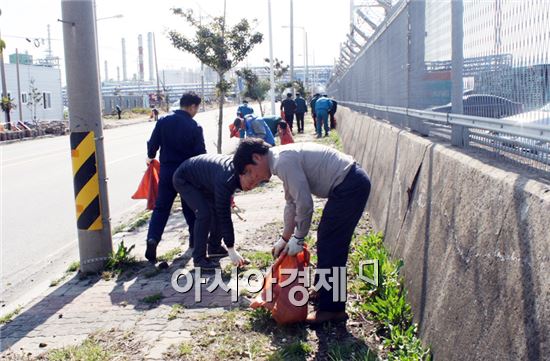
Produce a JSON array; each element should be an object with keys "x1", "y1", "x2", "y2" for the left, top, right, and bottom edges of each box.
[
  {"x1": 284, "y1": 112, "x2": 295, "y2": 131},
  {"x1": 317, "y1": 164, "x2": 371, "y2": 312},
  {"x1": 295, "y1": 112, "x2": 305, "y2": 132},
  {"x1": 147, "y1": 164, "x2": 195, "y2": 245},
  {"x1": 173, "y1": 180, "x2": 221, "y2": 262}
]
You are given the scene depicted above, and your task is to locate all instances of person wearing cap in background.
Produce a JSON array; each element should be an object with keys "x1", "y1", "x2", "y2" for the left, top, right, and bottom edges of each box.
[
  {"x1": 280, "y1": 93, "x2": 297, "y2": 133},
  {"x1": 145, "y1": 92, "x2": 206, "y2": 266},
  {"x1": 237, "y1": 99, "x2": 254, "y2": 118},
  {"x1": 314, "y1": 94, "x2": 333, "y2": 138},
  {"x1": 294, "y1": 92, "x2": 308, "y2": 134}
]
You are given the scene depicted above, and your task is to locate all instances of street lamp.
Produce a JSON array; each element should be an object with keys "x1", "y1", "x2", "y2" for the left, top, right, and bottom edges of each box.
[{"x1": 282, "y1": 25, "x2": 308, "y2": 93}]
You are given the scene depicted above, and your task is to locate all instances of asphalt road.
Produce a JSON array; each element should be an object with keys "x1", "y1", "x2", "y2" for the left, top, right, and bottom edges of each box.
[{"x1": 0, "y1": 105, "x2": 245, "y2": 309}]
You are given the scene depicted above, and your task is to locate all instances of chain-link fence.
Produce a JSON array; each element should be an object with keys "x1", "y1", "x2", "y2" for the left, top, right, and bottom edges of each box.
[{"x1": 328, "y1": 0, "x2": 550, "y2": 173}]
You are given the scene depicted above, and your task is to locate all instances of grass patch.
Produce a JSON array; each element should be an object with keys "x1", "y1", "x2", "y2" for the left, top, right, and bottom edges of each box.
[
  {"x1": 66, "y1": 260, "x2": 80, "y2": 273},
  {"x1": 349, "y1": 232, "x2": 431, "y2": 360},
  {"x1": 141, "y1": 293, "x2": 164, "y2": 305},
  {"x1": 102, "y1": 241, "x2": 137, "y2": 280},
  {"x1": 314, "y1": 129, "x2": 343, "y2": 151},
  {"x1": 167, "y1": 304, "x2": 185, "y2": 320},
  {"x1": 242, "y1": 250, "x2": 273, "y2": 269},
  {"x1": 327, "y1": 339, "x2": 377, "y2": 361},
  {"x1": 45, "y1": 329, "x2": 140, "y2": 360},
  {"x1": 49, "y1": 275, "x2": 67, "y2": 287},
  {"x1": 112, "y1": 210, "x2": 152, "y2": 235},
  {"x1": 47, "y1": 338, "x2": 111, "y2": 361},
  {"x1": 269, "y1": 340, "x2": 313, "y2": 361},
  {"x1": 126, "y1": 210, "x2": 152, "y2": 232},
  {"x1": 157, "y1": 247, "x2": 183, "y2": 263},
  {"x1": 0, "y1": 306, "x2": 22, "y2": 325}
]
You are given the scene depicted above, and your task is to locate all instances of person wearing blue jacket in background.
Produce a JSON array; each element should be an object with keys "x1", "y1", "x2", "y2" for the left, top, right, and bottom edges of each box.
[
  {"x1": 237, "y1": 99, "x2": 254, "y2": 118},
  {"x1": 294, "y1": 93, "x2": 308, "y2": 133},
  {"x1": 145, "y1": 92, "x2": 206, "y2": 265},
  {"x1": 244, "y1": 114, "x2": 276, "y2": 146},
  {"x1": 314, "y1": 94, "x2": 333, "y2": 138}
]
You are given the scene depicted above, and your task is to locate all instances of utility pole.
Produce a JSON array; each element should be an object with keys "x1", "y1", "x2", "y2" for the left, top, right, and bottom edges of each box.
[
  {"x1": 199, "y1": 10, "x2": 205, "y2": 112},
  {"x1": 61, "y1": 0, "x2": 112, "y2": 273},
  {"x1": 16, "y1": 49, "x2": 23, "y2": 122},
  {"x1": 268, "y1": 0, "x2": 276, "y2": 114},
  {"x1": 289, "y1": 0, "x2": 294, "y2": 84},
  {"x1": 153, "y1": 33, "x2": 161, "y2": 108},
  {"x1": 0, "y1": 29, "x2": 11, "y2": 130}
]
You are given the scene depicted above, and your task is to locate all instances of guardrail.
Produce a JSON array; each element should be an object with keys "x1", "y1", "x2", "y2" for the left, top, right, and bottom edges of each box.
[{"x1": 339, "y1": 100, "x2": 550, "y2": 168}]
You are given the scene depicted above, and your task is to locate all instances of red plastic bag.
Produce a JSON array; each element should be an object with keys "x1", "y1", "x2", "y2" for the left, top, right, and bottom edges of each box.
[
  {"x1": 131, "y1": 159, "x2": 160, "y2": 210},
  {"x1": 251, "y1": 246, "x2": 310, "y2": 325}
]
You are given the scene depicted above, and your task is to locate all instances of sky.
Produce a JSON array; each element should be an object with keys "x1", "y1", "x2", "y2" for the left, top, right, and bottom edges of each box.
[{"x1": 1, "y1": 0, "x2": 352, "y2": 84}]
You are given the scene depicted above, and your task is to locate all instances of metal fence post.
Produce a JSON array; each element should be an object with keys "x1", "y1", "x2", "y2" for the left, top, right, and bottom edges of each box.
[
  {"x1": 451, "y1": 0, "x2": 468, "y2": 146},
  {"x1": 408, "y1": 0, "x2": 430, "y2": 136}
]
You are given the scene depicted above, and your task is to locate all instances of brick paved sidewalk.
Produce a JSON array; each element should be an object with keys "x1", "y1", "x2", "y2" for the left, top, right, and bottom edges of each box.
[{"x1": 0, "y1": 176, "x2": 293, "y2": 360}]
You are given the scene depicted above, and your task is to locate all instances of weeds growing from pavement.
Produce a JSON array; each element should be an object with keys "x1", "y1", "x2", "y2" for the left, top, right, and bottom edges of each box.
[
  {"x1": 167, "y1": 304, "x2": 185, "y2": 320},
  {"x1": 141, "y1": 293, "x2": 164, "y2": 305},
  {"x1": 349, "y1": 232, "x2": 431, "y2": 360},
  {"x1": 0, "y1": 306, "x2": 22, "y2": 325},
  {"x1": 157, "y1": 247, "x2": 183, "y2": 263}
]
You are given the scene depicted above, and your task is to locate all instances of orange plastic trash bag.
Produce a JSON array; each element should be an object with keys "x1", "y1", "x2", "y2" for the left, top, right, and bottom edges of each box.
[
  {"x1": 131, "y1": 159, "x2": 160, "y2": 210},
  {"x1": 250, "y1": 246, "x2": 310, "y2": 325}
]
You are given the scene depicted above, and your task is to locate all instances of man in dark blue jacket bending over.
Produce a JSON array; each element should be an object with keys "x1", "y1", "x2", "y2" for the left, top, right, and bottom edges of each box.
[
  {"x1": 145, "y1": 92, "x2": 206, "y2": 265},
  {"x1": 173, "y1": 154, "x2": 246, "y2": 270}
]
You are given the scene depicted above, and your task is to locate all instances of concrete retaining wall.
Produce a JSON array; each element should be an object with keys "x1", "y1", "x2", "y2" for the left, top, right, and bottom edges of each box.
[{"x1": 337, "y1": 107, "x2": 550, "y2": 361}]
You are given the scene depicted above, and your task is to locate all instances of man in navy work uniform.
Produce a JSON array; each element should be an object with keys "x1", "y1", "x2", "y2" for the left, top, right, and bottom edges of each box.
[
  {"x1": 294, "y1": 92, "x2": 308, "y2": 134},
  {"x1": 145, "y1": 92, "x2": 206, "y2": 265},
  {"x1": 280, "y1": 93, "x2": 297, "y2": 132},
  {"x1": 173, "y1": 154, "x2": 246, "y2": 270},
  {"x1": 233, "y1": 139, "x2": 371, "y2": 324}
]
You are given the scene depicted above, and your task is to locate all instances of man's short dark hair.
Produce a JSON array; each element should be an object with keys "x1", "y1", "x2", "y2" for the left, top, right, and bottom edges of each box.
[
  {"x1": 286, "y1": 93, "x2": 292, "y2": 97},
  {"x1": 243, "y1": 99, "x2": 249, "y2": 103},
  {"x1": 180, "y1": 92, "x2": 202, "y2": 107},
  {"x1": 233, "y1": 138, "x2": 271, "y2": 175},
  {"x1": 296, "y1": 92, "x2": 301, "y2": 97},
  {"x1": 278, "y1": 121, "x2": 288, "y2": 130}
]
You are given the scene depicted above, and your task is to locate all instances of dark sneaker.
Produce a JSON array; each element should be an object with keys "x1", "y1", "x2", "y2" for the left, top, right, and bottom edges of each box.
[
  {"x1": 145, "y1": 239, "x2": 158, "y2": 264},
  {"x1": 208, "y1": 245, "x2": 229, "y2": 258},
  {"x1": 316, "y1": 134, "x2": 322, "y2": 138},
  {"x1": 194, "y1": 257, "x2": 220, "y2": 271},
  {"x1": 324, "y1": 132, "x2": 329, "y2": 137}
]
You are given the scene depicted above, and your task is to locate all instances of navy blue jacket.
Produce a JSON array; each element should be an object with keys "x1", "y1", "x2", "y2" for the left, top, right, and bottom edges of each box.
[
  {"x1": 174, "y1": 154, "x2": 241, "y2": 247},
  {"x1": 295, "y1": 97, "x2": 308, "y2": 113},
  {"x1": 147, "y1": 110, "x2": 206, "y2": 166}
]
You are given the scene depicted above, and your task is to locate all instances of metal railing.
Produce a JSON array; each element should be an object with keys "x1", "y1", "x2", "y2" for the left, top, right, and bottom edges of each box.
[{"x1": 339, "y1": 100, "x2": 550, "y2": 168}]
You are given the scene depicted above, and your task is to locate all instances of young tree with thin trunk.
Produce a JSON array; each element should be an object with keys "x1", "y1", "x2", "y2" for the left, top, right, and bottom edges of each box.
[{"x1": 168, "y1": 8, "x2": 263, "y2": 153}]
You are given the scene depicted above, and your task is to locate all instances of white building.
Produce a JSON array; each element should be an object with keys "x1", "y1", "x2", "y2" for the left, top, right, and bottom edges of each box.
[{"x1": 1, "y1": 62, "x2": 63, "y2": 123}]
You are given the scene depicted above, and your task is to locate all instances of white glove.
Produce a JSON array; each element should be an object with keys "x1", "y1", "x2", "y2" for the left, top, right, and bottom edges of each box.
[
  {"x1": 146, "y1": 157, "x2": 154, "y2": 165},
  {"x1": 284, "y1": 236, "x2": 304, "y2": 256},
  {"x1": 227, "y1": 247, "x2": 245, "y2": 267},
  {"x1": 272, "y1": 237, "x2": 287, "y2": 258}
]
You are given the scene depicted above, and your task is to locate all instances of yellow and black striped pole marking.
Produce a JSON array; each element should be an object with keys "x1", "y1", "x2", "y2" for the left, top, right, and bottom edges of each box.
[{"x1": 70, "y1": 131, "x2": 103, "y2": 231}]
